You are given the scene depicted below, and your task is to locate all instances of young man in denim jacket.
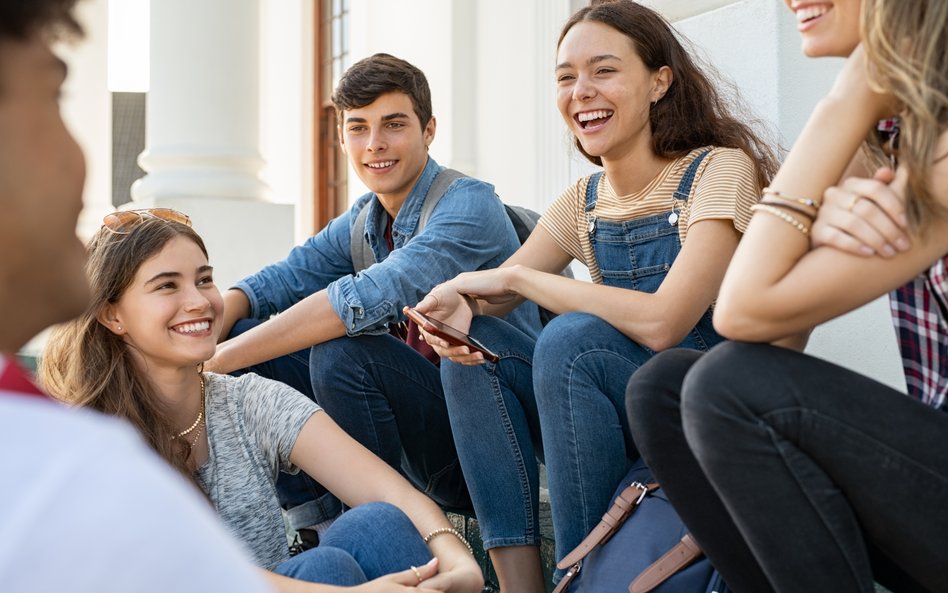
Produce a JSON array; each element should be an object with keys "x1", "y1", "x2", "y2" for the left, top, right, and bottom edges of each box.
[{"x1": 208, "y1": 53, "x2": 541, "y2": 539}]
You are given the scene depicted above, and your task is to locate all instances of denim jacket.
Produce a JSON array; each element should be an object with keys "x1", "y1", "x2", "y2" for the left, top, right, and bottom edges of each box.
[{"x1": 235, "y1": 157, "x2": 541, "y2": 338}]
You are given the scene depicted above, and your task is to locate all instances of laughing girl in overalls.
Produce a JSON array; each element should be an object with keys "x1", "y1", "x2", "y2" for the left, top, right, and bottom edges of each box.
[{"x1": 412, "y1": 2, "x2": 778, "y2": 592}]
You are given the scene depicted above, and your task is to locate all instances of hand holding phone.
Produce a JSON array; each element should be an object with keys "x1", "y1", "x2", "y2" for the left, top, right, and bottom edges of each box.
[{"x1": 403, "y1": 306, "x2": 499, "y2": 363}]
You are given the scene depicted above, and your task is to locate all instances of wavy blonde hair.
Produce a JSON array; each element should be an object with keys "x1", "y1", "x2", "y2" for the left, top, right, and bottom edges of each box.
[
  {"x1": 40, "y1": 218, "x2": 208, "y2": 489},
  {"x1": 862, "y1": 0, "x2": 948, "y2": 232}
]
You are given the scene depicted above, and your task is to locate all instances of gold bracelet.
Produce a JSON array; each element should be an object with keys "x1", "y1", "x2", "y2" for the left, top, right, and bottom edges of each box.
[
  {"x1": 424, "y1": 527, "x2": 474, "y2": 556},
  {"x1": 762, "y1": 187, "x2": 820, "y2": 209},
  {"x1": 758, "y1": 198, "x2": 816, "y2": 221},
  {"x1": 750, "y1": 203, "x2": 810, "y2": 236}
]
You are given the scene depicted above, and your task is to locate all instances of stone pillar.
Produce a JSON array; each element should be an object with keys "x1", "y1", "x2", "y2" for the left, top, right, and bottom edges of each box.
[{"x1": 132, "y1": 0, "x2": 294, "y2": 289}]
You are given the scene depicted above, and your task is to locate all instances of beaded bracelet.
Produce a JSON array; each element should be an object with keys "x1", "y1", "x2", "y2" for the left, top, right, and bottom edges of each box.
[
  {"x1": 424, "y1": 527, "x2": 475, "y2": 556},
  {"x1": 750, "y1": 203, "x2": 810, "y2": 236},
  {"x1": 762, "y1": 187, "x2": 820, "y2": 209}
]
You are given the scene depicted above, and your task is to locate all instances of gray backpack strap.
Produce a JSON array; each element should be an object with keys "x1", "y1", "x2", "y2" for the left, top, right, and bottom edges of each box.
[
  {"x1": 416, "y1": 168, "x2": 466, "y2": 235},
  {"x1": 349, "y1": 201, "x2": 375, "y2": 274},
  {"x1": 349, "y1": 168, "x2": 466, "y2": 274}
]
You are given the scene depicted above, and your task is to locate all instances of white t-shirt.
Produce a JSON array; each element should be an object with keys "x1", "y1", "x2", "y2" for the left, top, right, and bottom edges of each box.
[{"x1": 0, "y1": 393, "x2": 274, "y2": 593}]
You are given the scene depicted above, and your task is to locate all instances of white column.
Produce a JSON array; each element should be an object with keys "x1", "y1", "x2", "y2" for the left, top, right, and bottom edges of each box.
[{"x1": 132, "y1": 0, "x2": 294, "y2": 289}]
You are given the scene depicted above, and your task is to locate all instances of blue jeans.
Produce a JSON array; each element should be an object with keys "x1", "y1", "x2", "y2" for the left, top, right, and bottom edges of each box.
[
  {"x1": 230, "y1": 320, "x2": 471, "y2": 529},
  {"x1": 442, "y1": 313, "x2": 650, "y2": 580},
  {"x1": 627, "y1": 343, "x2": 948, "y2": 593},
  {"x1": 309, "y1": 333, "x2": 471, "y2": 511},
  {"x1": 275, "y1": 502, "x2": 431, "y2": 585}
]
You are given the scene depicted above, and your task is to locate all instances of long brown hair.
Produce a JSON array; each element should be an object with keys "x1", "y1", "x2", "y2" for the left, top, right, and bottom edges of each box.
[
  {"x1": 40, "y1": 217, "x2": 208, "y2": 487},
  {"x1": 558, "y1": 0, "x2": 780, "y2": 189},
  {"x1": 863, "y1": 0, "x2": 948, "y2": 233}
]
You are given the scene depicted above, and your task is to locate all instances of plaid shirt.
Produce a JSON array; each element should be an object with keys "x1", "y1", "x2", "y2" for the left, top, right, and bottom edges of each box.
[{"x1": 889, "y1": 254, "x2": 948, "y2": 410}]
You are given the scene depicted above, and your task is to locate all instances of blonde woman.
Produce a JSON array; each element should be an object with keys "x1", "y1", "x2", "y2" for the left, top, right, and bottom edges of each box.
[{"x1": 627, "y1": 1, "x2": 948, "y2": 592}]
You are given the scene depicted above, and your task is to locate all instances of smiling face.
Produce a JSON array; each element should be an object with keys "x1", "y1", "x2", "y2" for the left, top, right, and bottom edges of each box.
[
  {"x1": 0, "y1": 36, "x2": 88, "y2": 351},
  {"x1": 338, "y1": 91, "x2": 436, "y2": 212},
  {"x1": 555, "y1": 21, "x2": 671, "y2": 164},
  {"x1": 785, "y1": 0, "x2": 862, "y2": 57},
  {"x1": 101, "y1": 235, "x2": 222, "y2": 373}
]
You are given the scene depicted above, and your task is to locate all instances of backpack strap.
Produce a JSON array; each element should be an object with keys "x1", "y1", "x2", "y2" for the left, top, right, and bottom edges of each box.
[
  {"x1": 350, "y1": 201, "x2": 375, "y2": 274},
  {"x1": 556, "y1": 481, "x2": 660, "y2": 570},
  {"x1": 628, "y1": 533, "x2": 703, "y2": 593},
  {"x1": 417, "y1": 168, "x2": 466, "y2": 232},
  {"x1": 349, "y1": 168, "x2": 465, "y2": 274}
]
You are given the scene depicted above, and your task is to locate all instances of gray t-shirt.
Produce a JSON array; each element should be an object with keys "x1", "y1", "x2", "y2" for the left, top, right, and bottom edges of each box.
[{"x1": 196, "y1": 372, "x2": 320, "y2": 569}]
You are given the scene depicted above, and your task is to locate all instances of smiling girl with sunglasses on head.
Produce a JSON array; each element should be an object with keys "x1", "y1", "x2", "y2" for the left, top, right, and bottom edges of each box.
[
  {"x1": 40, "y1": 210, "x2": 483, "y2": 593},
  {"x1": 626, "y1": 1, "x2": 948, "y2": 592}
]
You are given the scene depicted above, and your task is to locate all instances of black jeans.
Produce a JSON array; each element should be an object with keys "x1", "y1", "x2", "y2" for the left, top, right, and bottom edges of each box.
[{"x1": 626, "y1": 342, "x2": 948, "y2": 593}]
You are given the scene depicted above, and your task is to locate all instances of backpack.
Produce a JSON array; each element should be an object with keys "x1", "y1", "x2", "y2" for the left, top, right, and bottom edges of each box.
[
  {"x1": 553, "y1": 458, "x2": 730, "y2": 593},
  {"x1": 349, "y1": 168, "x2": 572, "y2": 325}
]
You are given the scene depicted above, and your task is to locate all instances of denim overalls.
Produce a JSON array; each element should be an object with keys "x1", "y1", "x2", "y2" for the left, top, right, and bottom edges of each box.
[{"x1": 583, "y1": 149, "x2": 722, "y2": 351}]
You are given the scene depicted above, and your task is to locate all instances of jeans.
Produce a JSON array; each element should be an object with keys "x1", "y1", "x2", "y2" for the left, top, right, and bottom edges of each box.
[
  {"x1": 231, "y1": 319, "x2": 470, "y2": 527},
  {"x1": 309, "y1": 332, "x2": 471, "y2": 511},
  {"x1": 626, "y1": 343, "x2": 948, "y2": 593},
  {"x1": 443, "y1": 313, "x2": 650, "y2": 580},
  {"x1": 275, "y1": 502, "x2": 431, "y2": 585}
]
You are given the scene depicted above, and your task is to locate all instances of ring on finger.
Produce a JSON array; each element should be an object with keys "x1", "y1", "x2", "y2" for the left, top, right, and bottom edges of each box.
[
  {"x1": 846, "y1": 195, "x2": 860, "y2": 212},
  {"x1": 410, "y1": 565, "x2": 423, "y2": 584}
]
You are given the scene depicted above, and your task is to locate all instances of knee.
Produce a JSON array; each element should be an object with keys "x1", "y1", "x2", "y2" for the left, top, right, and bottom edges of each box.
[
  {"x1": 533, "y1": 312, "x2": 601, "y2": 374},
  {"x1": 679, "y1": 342, "x2": 773, "y2": 445},
  {"x1": 329, "y1": 502, "x2": 416, "y2": 540},
  {"x1": 276, "y1": 546, "x2": 363, "y2": 584},
  {"x1": 625, "y1": 348, "x2": 703, "y2": 440},
  {"x1": 309, "y1": 337, "x2": 359, "y2": 389}
]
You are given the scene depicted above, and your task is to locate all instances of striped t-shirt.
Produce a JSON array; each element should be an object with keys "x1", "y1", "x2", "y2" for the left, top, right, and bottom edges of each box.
[{"x1": 537, "y1": 147, "x2": 760, "y2": 284}]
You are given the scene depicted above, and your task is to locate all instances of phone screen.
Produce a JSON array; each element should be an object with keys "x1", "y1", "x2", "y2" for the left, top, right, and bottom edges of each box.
[{"x1": 403, "y1": 306, "x2": 500, "y2": 363}]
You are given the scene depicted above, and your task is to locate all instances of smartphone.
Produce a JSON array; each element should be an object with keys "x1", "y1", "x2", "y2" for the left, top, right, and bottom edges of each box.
[{"x1": 402, "y1": 306, "x2": 500, "y2": 363}]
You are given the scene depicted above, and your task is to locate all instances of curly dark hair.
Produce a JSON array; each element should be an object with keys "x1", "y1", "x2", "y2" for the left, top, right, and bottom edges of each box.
[
  {"x1": 0, "y1": 0, "x2": 83, "y2": 41},
  {"x1": 559, "y1": 0, "x2": 780, "y2": 190},
  {"x1": 331, "y1": 53, "x2": 433, "y2": 127}
]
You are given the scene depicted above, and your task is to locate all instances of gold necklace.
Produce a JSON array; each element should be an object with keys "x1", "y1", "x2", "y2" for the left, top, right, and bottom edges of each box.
[{"x1": 171, "y1": 374, "x2": 205, "y2": 440}]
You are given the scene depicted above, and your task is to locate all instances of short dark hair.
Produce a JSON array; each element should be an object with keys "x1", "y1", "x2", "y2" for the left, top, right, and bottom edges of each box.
[
  {"x1": 331, "y1": 53, "x2": 433, "y2": 128},
  {"x1": 0, "y1": 0, "x2": 83, "y2": 42}
]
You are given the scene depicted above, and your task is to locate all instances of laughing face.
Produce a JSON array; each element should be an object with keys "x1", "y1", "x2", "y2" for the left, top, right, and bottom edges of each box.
[
  {"x1": 555, "y1": 20, "x2": 671, "y2": 164},
  {"x1": 102, "y1": 235, "x2": 223, "y2": 373},
  {"x1": 785, "y1": 1, "x2": 862, "y2": 57},
  {"x1": 338, "y1": 91, "x2": 436, "y2": 212}
]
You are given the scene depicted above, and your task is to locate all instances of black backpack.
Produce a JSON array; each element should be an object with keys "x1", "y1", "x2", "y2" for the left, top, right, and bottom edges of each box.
[{"x1": 349, "y1": 168, "x2": 571, "y2": 325}]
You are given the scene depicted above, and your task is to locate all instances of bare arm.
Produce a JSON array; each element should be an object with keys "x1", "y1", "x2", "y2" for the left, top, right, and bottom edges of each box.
[
  {"x1": 715, "y1": 49, "x2": 948, "y2": 341},
  {"x1": 289, "y1": 412, "x2": 483, "y2": 593},
  {"x1": 219, "y1": 288, "x2": 252, "y2": 342},
  {"x1": 420, "y1": 217, "x2": 740, "y2": 356},
  {"x1": 208, "y1": 290, "x2": 346, "y2": 374}
]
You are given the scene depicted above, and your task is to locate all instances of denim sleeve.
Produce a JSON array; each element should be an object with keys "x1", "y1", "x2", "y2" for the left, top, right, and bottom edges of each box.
[
  {"x1": 234, "y1": 207, "x2": 358, "y2": 319},
  {"x1": 328, "y1": 178, "x2": 514, "y2": 336}
]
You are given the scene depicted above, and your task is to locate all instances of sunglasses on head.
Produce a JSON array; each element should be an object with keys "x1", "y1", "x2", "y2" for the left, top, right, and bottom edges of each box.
[{"x1": 102, "y1": 208, "x2": 192, "y2": 235}]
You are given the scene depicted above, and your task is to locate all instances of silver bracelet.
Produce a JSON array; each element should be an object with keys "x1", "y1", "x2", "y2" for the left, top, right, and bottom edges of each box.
[{"x1": 424, "y1": 527, "x2": 474, "y2": 556}]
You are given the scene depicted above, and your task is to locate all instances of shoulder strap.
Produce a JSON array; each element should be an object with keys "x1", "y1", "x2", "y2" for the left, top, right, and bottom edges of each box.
[
  {"x1": 556, "y1": 481, "x2": 659, "y2": 570},
  {"x1": 672, "y1": 149, "x2": 712, "y2": 203},
  {"x1": 628, "y1": 533, "x2": 704, "y2": 593},
  {"x1": 349, "y1": 201, "x2": 375, "y2": 274},
  {"x1": 349, "y1": 168, "x2": 466, "y2": 273},
  {"x1": 583, "y1": 171, "x2": 605, "y2": 212},
  {"x1": 416, "y1": 168, "x2": 467, "y2": 234}
]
